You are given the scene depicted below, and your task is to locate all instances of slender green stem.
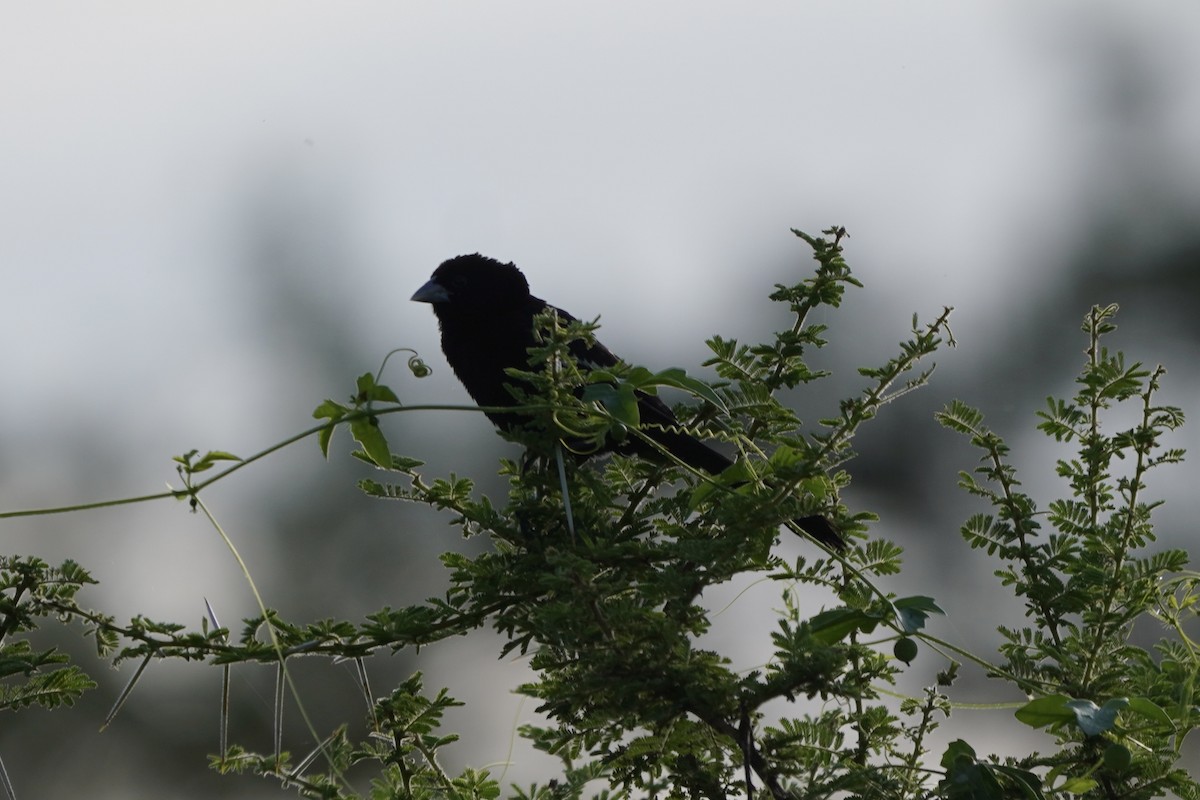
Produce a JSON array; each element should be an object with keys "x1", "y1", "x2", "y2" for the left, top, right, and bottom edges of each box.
[{"x1": 0, "y1": 403, "x2": 548, "y2": 520}]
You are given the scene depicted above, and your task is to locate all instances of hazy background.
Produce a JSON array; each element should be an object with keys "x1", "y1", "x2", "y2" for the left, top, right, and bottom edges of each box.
[{"x1": 3, "y1": 3, "x2": 1199, "y2": 796}]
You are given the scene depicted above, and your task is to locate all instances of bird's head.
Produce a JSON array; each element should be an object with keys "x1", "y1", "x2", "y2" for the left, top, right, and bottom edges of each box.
[{"x1": 411, "y1": 254, "x2": 531, "y2": 311}]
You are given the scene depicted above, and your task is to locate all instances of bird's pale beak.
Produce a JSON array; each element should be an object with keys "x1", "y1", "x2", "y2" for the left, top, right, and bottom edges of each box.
[{"x1": 411, "y1": 279, "x2": 450, "y2": 304}]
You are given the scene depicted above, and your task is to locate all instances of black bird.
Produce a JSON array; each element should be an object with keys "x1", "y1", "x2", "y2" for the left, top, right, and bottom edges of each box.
[{"x1": 411, "y1": 254, "x2": 842, "y2": 550}]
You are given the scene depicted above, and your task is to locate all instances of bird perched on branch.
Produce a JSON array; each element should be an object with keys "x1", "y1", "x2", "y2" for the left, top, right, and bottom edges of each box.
[{"x1": 411, "y1": 253, "x2": 842, "y2": 550}]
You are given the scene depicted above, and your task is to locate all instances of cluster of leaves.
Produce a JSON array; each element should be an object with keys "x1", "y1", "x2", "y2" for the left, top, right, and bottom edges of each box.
[
  {"x1": 0, "y1": 557, "x2": 101, "y2": 799},
  {"x1": 937, "y1": 303, "x2": 1198, "y2": 798},
  {"x1": 0, "y1": 557, "x2": 98, "y2": 715},
  {"x1": 1, "y1": 230, "x2": 1196, "y2": 800}
]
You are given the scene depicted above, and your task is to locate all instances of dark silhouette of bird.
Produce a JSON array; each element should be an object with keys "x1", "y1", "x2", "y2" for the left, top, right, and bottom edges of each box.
[{"x1": 411, "y1": 254, "x2": 842, "y2": 550}]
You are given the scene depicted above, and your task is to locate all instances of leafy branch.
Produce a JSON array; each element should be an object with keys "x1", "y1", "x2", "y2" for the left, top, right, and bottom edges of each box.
[{"x1": 2, "y1": 231, "x2": 1196, "y2": 799}]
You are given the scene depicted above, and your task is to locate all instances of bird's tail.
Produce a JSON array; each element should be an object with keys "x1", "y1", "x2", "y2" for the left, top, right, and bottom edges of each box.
[{"x1": 792, "y1": 515, "x2": 845, "y2": 551}]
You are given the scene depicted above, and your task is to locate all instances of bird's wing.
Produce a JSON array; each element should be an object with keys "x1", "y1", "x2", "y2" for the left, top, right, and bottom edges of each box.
[
  {"x1": 545, "y1": 303, "x2": 732, "y2": 472},
  {"x1": 546, "y1": 303, "x2": 674, "y2": 420}
]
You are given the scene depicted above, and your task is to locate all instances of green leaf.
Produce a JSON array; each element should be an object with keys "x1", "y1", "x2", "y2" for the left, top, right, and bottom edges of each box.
[
  {"x1": 650, "y1": 367, "x2": 728, "y2": 413},
  {"x1": 1014, "y1": 695, "x2": 1075, "y2": 729},
  {"x1": 1057, "y1": 776, "x2": 1098, "y2": 794},
  {"x1": 939, "y1": 740, "x2": 1046, "y2": 800},
  {"x1": 190, "y1": 450, "x2": 243, "y2": 474},
  {"x1": 581, "y1": 383, "x2": 640, "y2": 427},
  {"x1": 350, "y1": 416, "x2": 391, "y2": 468},
  {"x1": 991, "y1": 764, "x2": 1046, "y2": 799},
  {"x1": 769, "y1": 444, "x2": 804, "y2": 472},
  {"x1": 940, "y1": 738, "x2": 977, "y2": 767},
  {"x1": 1102, "y1": 742, "x2": 1132, "y2": 772},
  {"x1": 808, "y1": 607, "x2": 881, "y2": 645},
  {"x1": 312, "y1": 400, "x2": 350, "y2": 457},
  {"x1": 355, "y1": 372, "x2": 377, "y2": 396},
  {"x1": 368, "y1": 383, "x2": 401, "y2": 404},
  {"x1": 1125, "y1": 696, "x2": 1174, "y2": 728},
  {"x1": 355, "y1": 372, "x2": 401, "y2": 404},
  {"x1": 1015, "y1": 696, "x2": 1126, "y2": 736},
  {"x1": 317, "y1": 422, "x2": 335, "y2": 458},
  {"x1": 312, "y1": 399, "x2": 349, "y2": 422},
  {"x1": 893, "y1": 595, "x2": 944, "y2": 633}
]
